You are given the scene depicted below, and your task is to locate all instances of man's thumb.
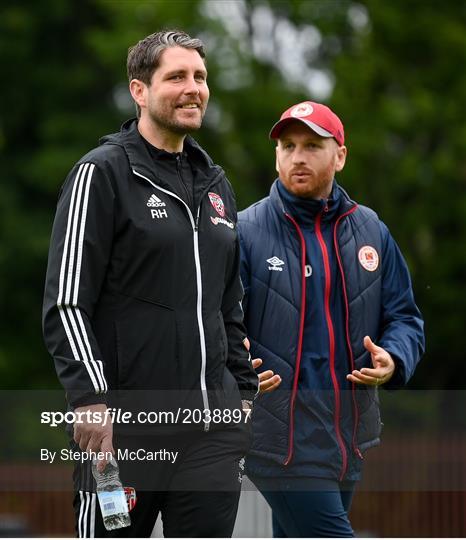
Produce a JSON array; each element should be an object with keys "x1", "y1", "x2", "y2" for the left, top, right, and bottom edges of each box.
[
  {"x1": 96, "y1": 435, "x2": 115, "y2": 473},
  {"x1": 363, "y1": 335, "x2": 378, "y2": 353},
  {"x1": 100, "y1": 434, "x2": 115, "y2": 456}
]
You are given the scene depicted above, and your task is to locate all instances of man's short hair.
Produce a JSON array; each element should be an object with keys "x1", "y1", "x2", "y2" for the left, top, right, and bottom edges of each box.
[{"x1": 127, "y1": 30, "x2": 206, "y2": 118}]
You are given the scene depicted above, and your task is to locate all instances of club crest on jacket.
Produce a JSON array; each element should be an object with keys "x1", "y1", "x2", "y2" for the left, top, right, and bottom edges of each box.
[
  {"x1": 208, "y1": 192, "x2": 225, "y2": 217},
  {"x1": 358, "y1": 245, "x2": 379, "y2": 272}
]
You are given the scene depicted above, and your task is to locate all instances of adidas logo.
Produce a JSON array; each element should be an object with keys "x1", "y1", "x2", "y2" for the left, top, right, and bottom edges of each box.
[{"x1": 147, "y1": 194, "x2": 166, "y2": 208}]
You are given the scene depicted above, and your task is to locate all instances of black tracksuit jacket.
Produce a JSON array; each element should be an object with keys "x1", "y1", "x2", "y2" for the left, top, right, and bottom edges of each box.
[{"x1": 42, "y1": 119, "x2": 258, "y2": 431}]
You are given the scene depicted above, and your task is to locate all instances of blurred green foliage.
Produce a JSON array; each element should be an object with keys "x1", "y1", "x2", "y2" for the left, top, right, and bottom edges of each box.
[{"x1": 1, "y1": 0, "x2": 465, "y2": 429}]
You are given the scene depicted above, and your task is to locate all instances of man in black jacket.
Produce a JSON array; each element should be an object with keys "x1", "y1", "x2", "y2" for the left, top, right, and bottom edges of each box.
[{"x1": 43, "y1": 30, "x2": 259, "y2": 537}]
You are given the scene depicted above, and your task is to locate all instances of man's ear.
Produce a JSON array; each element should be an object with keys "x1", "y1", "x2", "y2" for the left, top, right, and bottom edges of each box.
[
  {"x1": 335, "y1": 145, "x2": 347, "y2": 172},
  {"x1": 129, "y1": 79, "x2": 147, "y2": 111},
  {"x1": 275, "y1": 145, "x2": 280, "y2": 175}
]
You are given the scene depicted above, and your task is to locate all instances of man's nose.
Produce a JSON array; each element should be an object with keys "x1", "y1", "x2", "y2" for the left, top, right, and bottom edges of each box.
[
  {"x1": 291, "y1": 147, "x2": 306, "y2": 164},
  {"x1": 184, "y1": 75, "x2": 200, "y2": 95}
]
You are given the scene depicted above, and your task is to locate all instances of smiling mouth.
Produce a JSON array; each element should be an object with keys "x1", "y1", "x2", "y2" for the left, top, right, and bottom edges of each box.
[{"x1": 176, "y1": 103, "x2": 200, "y2": 110}]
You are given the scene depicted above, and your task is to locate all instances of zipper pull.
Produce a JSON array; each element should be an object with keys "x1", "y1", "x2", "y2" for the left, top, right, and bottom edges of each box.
[{"x1": 355, "y1": 448, "x2": 364, "y2": 460}]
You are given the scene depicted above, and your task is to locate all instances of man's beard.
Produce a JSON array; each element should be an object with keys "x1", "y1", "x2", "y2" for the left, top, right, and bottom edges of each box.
[{"x1": 148, "y1": 105, "x2": 204, "y2": 135}]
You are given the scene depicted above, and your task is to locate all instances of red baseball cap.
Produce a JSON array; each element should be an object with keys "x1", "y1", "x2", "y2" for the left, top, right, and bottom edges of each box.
[{"x1": 269, "y1": 101, "x2": 345, "y2": 146}]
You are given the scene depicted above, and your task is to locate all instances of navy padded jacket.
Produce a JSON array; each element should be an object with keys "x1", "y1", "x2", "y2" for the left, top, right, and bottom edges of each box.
[{"x1": 238, "y1": 179, "x2": 425, "y2": 480}]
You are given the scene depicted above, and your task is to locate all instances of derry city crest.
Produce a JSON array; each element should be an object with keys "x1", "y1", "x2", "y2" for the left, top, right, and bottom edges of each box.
[{"x1": 208, "y1": 192, "x2": 225, "y2": 217}]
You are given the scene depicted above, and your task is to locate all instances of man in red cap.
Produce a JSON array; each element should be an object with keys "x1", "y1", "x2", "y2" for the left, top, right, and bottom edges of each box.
[{"x1": 237, "y1": 101, "x2": 424, "y2": 536}]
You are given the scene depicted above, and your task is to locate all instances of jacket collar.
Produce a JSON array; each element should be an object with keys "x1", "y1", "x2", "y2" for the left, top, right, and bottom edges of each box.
[
  {"x1": 99, "y1": 118, "x2": 222, "y2": 188},
  {"x1": 269, "y1": 178, "x2": 356, "y2": 224}
]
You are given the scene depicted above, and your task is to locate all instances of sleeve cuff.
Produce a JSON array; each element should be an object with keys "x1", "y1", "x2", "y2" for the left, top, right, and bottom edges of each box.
[
  {"x1": 382, "y1": 354, "x2": 406, "y2": 390},
  {"x1": 68, "y1": 392, "x2": 107, "y2": 409}
]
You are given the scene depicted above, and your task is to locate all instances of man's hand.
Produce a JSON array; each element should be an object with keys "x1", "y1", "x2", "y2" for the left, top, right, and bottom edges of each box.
[
  {"x1": 243, "y1": 336, "x2": 282, "y2": 393},
  {"x1": 73, "y1": 403, "x2": 114, "y2": 472},
  {"x1": 252, "y1": 358, "x2": 282, "y2": 393},
  {"x1": 346, "y1": 336, "x2": 395, "y2": 387}
]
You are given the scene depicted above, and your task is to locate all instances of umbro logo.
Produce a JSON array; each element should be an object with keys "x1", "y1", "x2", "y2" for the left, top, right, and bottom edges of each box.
[
  {"x1": 147, "y1": 194, "x2": 166, "y2": 208},
  {"x1": 267, "y1": 256, "x2": 285, "y2": 272}
]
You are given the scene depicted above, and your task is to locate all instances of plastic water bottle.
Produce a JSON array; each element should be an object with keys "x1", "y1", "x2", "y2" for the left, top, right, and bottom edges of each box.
[{"x1": 92, "y1": 456, "x2": 131, "y2": 531}]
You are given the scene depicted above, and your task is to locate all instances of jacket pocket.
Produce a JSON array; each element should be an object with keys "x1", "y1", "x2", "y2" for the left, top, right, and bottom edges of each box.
[
  {"x1": 356, "y1": 386, "x2": 382, "y2": 445},
  {"x1": 115, "y1": 296, "x2": 177, "y2": 390}
]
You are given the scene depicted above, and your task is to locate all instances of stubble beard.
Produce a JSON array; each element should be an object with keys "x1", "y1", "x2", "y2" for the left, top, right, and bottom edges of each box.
[
  {"x1": 301, "y1": 160, "x2": 337, "y2": 199},
  {"x1": 148, "y1": 103, "x2": 205, "y2": 136},
  {"x1": 288, "y1": 170, "x2": 334, "y2": 199}
]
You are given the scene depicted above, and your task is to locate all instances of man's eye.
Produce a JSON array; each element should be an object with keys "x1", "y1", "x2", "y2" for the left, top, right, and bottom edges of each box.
[{"x1": 284, "y1": 144, "x2": 294, "y2": 150}]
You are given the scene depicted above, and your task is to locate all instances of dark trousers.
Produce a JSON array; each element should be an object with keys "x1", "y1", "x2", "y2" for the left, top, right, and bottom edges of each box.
[
  {"x1": 73, "y1": 425, "x2": 251, "y2": 537},
  {"x1": 251, "y1": 476, "x2": 356, "y2": 538}
]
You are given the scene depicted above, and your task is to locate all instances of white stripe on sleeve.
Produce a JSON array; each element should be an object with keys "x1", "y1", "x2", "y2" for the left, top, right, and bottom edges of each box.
[{"x1": 57, "y1": 163, "x2": 107, "y2": 394}]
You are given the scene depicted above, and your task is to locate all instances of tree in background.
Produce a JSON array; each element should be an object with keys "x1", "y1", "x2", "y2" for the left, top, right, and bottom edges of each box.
[{"x1": 1, "y1": 0, "x2": 464, "y2": 428}]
